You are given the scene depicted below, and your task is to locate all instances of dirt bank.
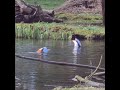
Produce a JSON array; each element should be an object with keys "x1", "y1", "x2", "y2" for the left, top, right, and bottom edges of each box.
[{"x1": 54, "y1": 0, "x2": 102, "y2": 14}]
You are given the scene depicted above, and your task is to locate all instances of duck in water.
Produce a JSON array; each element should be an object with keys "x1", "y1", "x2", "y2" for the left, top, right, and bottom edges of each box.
[{"x1": 36, "y1": 47, "x2": 50, "y2": 54}]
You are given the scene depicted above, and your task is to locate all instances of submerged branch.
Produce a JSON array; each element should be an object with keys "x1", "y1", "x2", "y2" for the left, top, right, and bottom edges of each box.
[{"x1": 86, "y1": 55, "x2": 103, "y2": 79}]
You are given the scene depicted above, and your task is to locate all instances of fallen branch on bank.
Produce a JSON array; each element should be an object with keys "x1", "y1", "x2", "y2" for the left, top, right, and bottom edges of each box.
[
  {"x1": 85, "y1": 55, "x2": 104, "y2": 79},
  {"x1": 72, "y1": 75, "x2": 105, "y2": 87},
  {"x1": 72, "y1": 55, "x2": 105, "y2": 87}
]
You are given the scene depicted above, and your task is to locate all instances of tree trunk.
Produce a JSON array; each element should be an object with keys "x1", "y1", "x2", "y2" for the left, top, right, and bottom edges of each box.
[
  {"x1": 102, "y1": 0, "x2": 105, "y2": 25},
  {"x1": 15, "y1": 0, "x2": 33, "y2": 14},
  {"x1": 15, "y1": 0, "x2": 63, "y2": 23}
]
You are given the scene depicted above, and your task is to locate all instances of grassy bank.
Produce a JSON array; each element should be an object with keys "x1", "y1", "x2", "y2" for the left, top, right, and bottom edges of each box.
[
  {"x1": 15, "y1": 22, "x2": 104, "y2": 40},
  {"x1": 16, "y1": 0, "x2": 105, "y2": 40},
  {"x1": 55, "y1": 13, "x2": 103, "y2": 26},
  {"x1": 25, "y1": 0, "x2": 65, "y2": 9}
]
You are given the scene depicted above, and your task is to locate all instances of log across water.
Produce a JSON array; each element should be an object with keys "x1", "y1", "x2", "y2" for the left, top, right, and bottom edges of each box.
[{"x1": 15, "y1": 54, "x2": 105, "y2": 71}]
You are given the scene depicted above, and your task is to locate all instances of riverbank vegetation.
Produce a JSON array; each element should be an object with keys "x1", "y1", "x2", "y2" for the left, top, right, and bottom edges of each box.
[
  {"x1": 15, "y1": 12, "x2": 104, "y2": 40},
  {"x1": 15, "y1": 22, "x2": 104, "y2": 40},
  {"x1": 15, "y1": 0, "x2": 105, "y2": 40}
]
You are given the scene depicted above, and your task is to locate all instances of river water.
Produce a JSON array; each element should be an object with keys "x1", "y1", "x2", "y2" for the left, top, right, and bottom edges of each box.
[{"x1": 15, "y1": 39, "x2": 105, "y2": 90}]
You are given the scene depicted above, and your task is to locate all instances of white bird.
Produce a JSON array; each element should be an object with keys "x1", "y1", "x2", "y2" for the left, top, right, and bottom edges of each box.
[
  {"x1": 71, "y1": 34, "x2": 81, "y2": 48},
  {"x1": 72, "y1": 38, "x2": 81, "y2": 48},
  {"x1": 71, "y1": 34, "x2": 81, "y2": 55}
]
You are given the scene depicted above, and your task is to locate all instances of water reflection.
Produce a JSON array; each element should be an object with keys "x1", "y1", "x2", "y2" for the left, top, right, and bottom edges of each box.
[
  {"x1": 15, "y1": 76, "x2": 21, "y2": 88},
  {"x1": 37, "y1": 53, "x2": 48, "y2": 60},
  {"x1": 72, "y1": 47, "x2": 81, "y2": 56},
  {"x1": 72, "y1": 47, "x2": 81, "y2": 64}
]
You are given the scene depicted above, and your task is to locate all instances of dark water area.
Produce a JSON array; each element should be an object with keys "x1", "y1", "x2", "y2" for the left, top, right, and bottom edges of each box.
[{"x1": 15, "y1": 39, "x2": 105, "y2": 90}]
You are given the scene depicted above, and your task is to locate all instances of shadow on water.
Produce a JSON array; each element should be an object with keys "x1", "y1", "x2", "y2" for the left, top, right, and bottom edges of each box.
[{"x1": 15, "y1": 39, "x2": 105, "y2": 90}]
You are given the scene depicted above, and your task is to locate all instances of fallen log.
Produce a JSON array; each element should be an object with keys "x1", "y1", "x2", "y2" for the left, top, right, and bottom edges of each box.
[
  {"x1": 94, "y1": 72, "x2": 105, "y2": 76},
  {"x1": 15, "y1": 54, "x2": 105, "y2": 71},
  {"x1": 92, "y1": 76, "x2": 105, "y2": 82},
  {"x1": 72, "y1": 75, "x2": 105, "y2": 87}
]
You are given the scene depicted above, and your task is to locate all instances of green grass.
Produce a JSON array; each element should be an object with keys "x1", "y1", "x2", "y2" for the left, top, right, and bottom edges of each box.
[
  {"x1": 25, "y1": 0, "x2": 65, "y2": 9},
  {"x1": 15, "y1": 22, "x2": 105, "y2": 40},
  {"x1": 55, "y1": 13, "x2": 103, "y2": 26}
]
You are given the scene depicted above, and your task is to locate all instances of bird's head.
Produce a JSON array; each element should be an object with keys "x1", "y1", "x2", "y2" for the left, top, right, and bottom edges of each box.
[
  {"x1": 36, "y1": 48, "x2": 43, "y2": 53},
  {"x1": 71, "y1": 34, "x2": 81, "y2": 47}
]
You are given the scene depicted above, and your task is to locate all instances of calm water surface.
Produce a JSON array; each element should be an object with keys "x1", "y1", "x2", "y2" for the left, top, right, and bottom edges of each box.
[{"x1": 15, "y1": 39, "x2": 105, "y2": 90}]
